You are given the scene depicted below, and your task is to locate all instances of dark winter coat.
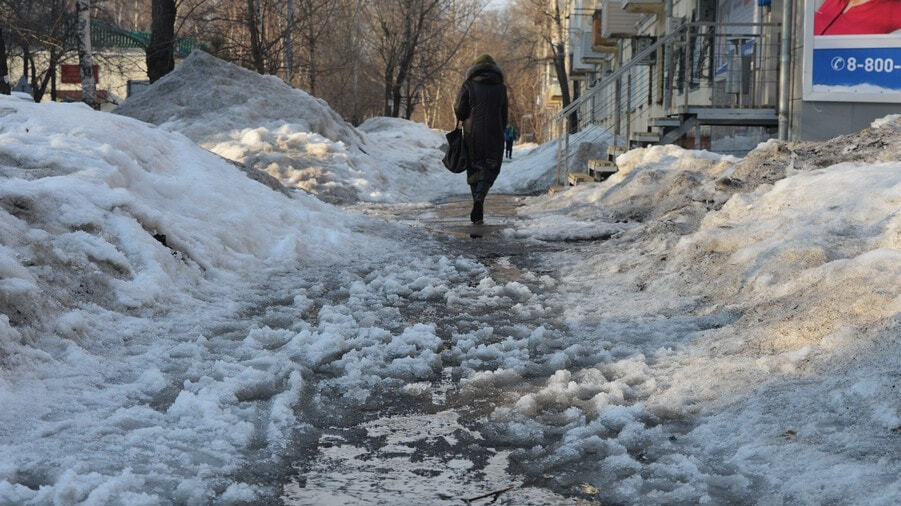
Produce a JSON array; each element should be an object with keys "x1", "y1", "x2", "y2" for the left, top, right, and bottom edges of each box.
[{"x1": 454, "y1": 63, "x2": 508, "y2": 185}]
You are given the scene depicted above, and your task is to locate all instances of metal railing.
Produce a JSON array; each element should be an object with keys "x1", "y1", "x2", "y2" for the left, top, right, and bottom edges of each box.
[{"x1": 553, "y1": 21, "x2": 781, "y2": 185}]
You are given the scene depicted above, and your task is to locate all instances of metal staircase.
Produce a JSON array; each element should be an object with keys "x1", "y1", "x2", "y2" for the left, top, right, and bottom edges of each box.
[{"x1": 552, "y1": 20, "x2": 781, "y2": 185}]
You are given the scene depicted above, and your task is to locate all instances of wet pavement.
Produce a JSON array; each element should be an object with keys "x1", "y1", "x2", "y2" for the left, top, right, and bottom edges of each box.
[{"x1": 280, "y1": 195, "x2": 595, "y2": 505}]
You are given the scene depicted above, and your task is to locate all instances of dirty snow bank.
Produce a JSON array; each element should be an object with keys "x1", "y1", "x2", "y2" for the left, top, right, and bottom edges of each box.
[
  {"x1": 116, "y1": 51, "x2": 460, "y2": 204},
  {"x1": 0, "y1": 96, "x2": 362, "y2": 330},
  {"x1": 510, "y1": 144, "x2": 735, "y2": 243},
  {"x1": 477, "y1": 128, "x2": 900, "y2": 504},
  {"x1": 0, "y1": 95, "x2": 411, "y2": 504}
]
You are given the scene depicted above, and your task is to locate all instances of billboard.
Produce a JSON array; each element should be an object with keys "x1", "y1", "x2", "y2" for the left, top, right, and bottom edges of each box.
[{"x1": 803, "y1": 0, "x2": 901, "y2": 102}]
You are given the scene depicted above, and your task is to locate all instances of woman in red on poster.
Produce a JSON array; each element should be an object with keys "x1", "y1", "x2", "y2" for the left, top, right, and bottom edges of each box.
[{"x1": 815, "y1": 0, "x2": 901, "y2": 35}]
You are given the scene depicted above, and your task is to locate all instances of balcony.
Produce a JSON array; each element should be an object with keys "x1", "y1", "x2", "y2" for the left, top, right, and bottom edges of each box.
[
  {"x1": 620, "y1": 0, "x2": 664, "y2": 15},
  {"x1": 582, "y1": 35, "x2": 612, "y2": 64},
  {"x1": 591, "y1": 10, "x2": 619, "y2": 53},
  {"x1": 546, "y1": 82, "x2": 562, "y2": 105},
  {"x1": 600, "y1": 0, "x2": 644, "y2": 38},
  {"x1": 570, "y1": 30, "x2": 595, "y2": 77}
]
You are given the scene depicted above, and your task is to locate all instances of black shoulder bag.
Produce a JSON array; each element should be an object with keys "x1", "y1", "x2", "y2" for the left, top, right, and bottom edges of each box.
[{"x1": 442, "y1": 122, "x2": 469, "y2": 174}]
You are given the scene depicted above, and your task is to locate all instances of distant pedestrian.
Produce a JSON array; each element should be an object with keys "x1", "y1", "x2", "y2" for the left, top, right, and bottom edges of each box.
[
  {"x1": 454, "y1": 54, "x2": 508, "y2": 225},
  {"x1": 504, "y1": 124, "x2": 518, "y2": 159}
]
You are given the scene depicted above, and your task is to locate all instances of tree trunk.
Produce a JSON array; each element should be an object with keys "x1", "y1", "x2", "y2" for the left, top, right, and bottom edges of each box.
[
  {"x1": 383, "y1": 68, "x2": 394, "y2": 116},
  {"x1": 32, "y1": 54, "x2": 54, "y2": 103},
  {"x1": 284, "y1": 0, "x2": 294, "y2": 84},
  {"x1": 51, "y1": 62, "x2": 57, "y2": 101},
  {"x1": 351, "y1": 0, "x2": 362, "y2": 124},
  {"x1": 551, "y1": 42, "x2": 577, "y2": 134},
  {"x1": 246, "y1": 0, "x2": 265, "y2": 73},
  {"x1": 550, "y1": 0, "x2": 577, "y2": 133},
  {"x1": 0, "y1": 27, "x2": 10, "y2": 95},
  {"x1": 76, "y1": 0, "x2": 97, "y2": 108},
  {"x1": 390, "y1": 81, "x2": 402, "y2": 117},
  {"x1": 147, "y1": 0, "x2": 176, "y2": 83},
  {"x1": 307, "y1": 38, "x2": 316, "y2": 95}
]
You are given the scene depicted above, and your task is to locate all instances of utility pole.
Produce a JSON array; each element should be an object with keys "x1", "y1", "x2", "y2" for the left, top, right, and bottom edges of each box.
[{"x1": 778, "y1": 0, "x2": 793, "y2": 141}]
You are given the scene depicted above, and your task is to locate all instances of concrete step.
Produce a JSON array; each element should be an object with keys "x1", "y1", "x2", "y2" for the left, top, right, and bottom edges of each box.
[
  {"x1": 649, "y1": 116, "x2": 681, "y2": 128},
  {"x1": 607, "y1": 145, "x2": 629, "y2": 160},
  {"x1": 631, "y1": 132, "x2": 660, "y2": 145},
  {"x1": 567, "y1": 172, "x2": 594, "y2": 186},
  {"x1": 588, "y1": 159, "x2": 617, "y2": 174}
]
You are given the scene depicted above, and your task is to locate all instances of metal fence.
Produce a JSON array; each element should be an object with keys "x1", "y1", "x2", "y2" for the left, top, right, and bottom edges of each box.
[{"x1": 552, "y1": 21, "x2": 781, "y2": 185}]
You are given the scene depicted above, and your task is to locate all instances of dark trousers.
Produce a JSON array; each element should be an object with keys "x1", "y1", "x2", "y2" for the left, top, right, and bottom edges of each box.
[
  {"x1": 505, "y1": 140, "x2": 513, "y2": 158},
  {"x1": 470, "y1": 180, "x2": 491, "y2": 203}
]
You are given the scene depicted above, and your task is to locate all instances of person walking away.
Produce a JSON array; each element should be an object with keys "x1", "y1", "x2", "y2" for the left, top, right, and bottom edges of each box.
[
  {"x1": 455, "y1": 54, "x2": 508, "y2": 224},
  {"x1": 504, "y1": 124, "x2": 518, "y2": 159}
]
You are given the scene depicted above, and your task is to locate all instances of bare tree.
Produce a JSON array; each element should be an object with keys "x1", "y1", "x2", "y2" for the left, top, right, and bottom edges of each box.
[
  {"x1": 75, "y1": 0, "x2": 96, "y2": 106},
  {"x1": 1, "y1": 0, "x2": 74, "y2": 102},
  {"x1": 401, "y1": 0, "x2": 481, "y2": 119},
  {"x1": 101, "y1": 0, "x2": 150, "y2": 31},
  {"x1": 293, "y1": 0, "x2": 339, "y2": 94},
  {"x1": 522, "y1": 0, "x2": 575, "y2": 132},
  {"x1": 147, "y1": 0, "x2": 176, "y2": 82},
  {"x1": 245, "y1": 0, "x2": 265, "y2": 72},
  {"x1": 284, "y1": 0, "x2": 293, "y2": 82},
  {"x1": 367, "y1": 0, "x2": 480, "y2": 118}
]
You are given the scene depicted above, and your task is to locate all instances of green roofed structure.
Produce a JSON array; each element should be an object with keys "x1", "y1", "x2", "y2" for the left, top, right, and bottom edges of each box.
[{"x1": 89, "y1": 20, "x2": 204, "y2": 58}]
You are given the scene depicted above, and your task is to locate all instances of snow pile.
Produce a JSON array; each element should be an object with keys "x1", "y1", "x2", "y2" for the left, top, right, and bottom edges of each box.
[
  {"x1": 722, "y1": 115, "x2": 901, "y2": 193},
  {"x1": 0, "y1": 96, "x2": 363, "y2": 330},
  {"x1": 114, "y1": 52, "x2": 361, "y2": 149},
  {"x1": 474, "y1": 134, "x2": 900, "y2": 504},
  {"x1": 0, "y1": 95, "x2": 395, "y2": 503},
  {"x1": 356, "y1": 116, "x2": 463, "y2": 200},
  {"x1": 493, "y1": 125, "x2": 615, "y2": 194},
  {"x1": 511, "y1": 144, "x2": 735, "y2": 242},
  {"x1": 116, "y1": 51, "x2": 461, "y2": 203}
]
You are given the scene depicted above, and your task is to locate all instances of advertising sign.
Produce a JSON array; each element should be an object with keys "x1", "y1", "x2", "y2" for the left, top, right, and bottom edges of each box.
[{"x1": 803, "y1": 0, "x2": 901, "y2": 102}]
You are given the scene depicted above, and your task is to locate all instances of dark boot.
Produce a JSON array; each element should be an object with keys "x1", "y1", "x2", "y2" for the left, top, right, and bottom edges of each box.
[{"x1": 470, "y1": 200, "x2": 483, "y2": 224}]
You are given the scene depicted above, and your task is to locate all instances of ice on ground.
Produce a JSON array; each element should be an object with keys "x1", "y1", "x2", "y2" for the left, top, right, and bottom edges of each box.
[{"x1": 115, "y1": 51, "x2": 463, "y2": 204}]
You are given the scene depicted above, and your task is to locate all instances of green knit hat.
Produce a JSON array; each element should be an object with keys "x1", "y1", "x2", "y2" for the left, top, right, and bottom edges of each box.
[{"x1": 473, "y1": 54, "x2": 496, "y2": 65}]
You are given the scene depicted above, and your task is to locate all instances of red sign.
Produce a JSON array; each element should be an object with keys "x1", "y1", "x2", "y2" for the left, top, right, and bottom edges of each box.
[{"x1": 60, "y1": 64, "x2": 99, "y2": 84}]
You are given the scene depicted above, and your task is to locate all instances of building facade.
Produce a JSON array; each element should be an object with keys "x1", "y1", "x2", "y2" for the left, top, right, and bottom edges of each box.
[{"x1": 553, "y1": 0, "x2": 901, "y2": 154}]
